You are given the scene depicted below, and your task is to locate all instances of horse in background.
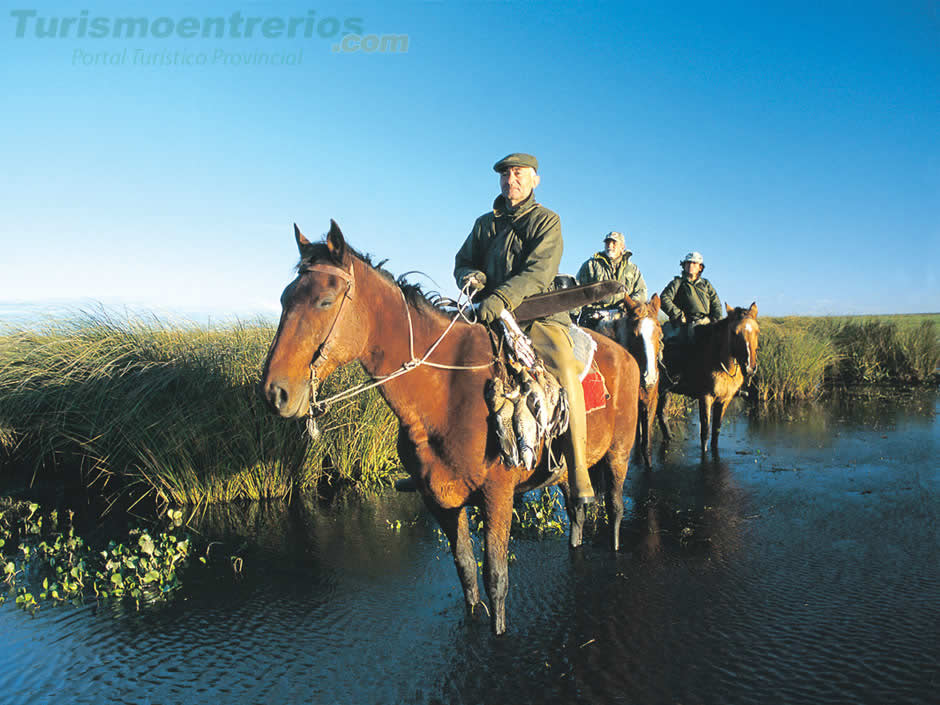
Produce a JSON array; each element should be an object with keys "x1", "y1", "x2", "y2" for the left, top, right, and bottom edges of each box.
[
  {"x1": 260, "y1": 221, "x2": 640, "y2": 635},
  {"x1": 596, "y1": 294, "x2": 664, "y2": 469},
  {"x1": 657, "y1": 303, "x2": 759, "y2": 454}
]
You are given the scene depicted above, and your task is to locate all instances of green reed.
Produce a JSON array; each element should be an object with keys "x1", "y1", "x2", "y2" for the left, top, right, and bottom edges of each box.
[
  {"x1": 751, "y1": 316, "x2": 937, "y2": 402},
  {"x1": 1, "y1": 312, "x2": 935, "y2": 508},
  {"x1": 808, "y1": 318, "x2": 938, "y2": 386},
  {"x1": 752, "y1": 320, "x2": 839, "y2": 402},
  {"x1": 0, "y1": 313, "x2": 397, "y2": 507}
]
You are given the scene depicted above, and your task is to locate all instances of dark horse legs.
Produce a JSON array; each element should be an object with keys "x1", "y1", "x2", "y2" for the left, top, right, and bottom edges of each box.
[
  {"x1": 426, "y1": 501, "x2": 481, "y2": 616},
  {"x1": 482, "y1": 484, "x2": 514, "y2": 635},
  {"x1": 698, "y1": 397, "x2": 727, "y2": 454}
]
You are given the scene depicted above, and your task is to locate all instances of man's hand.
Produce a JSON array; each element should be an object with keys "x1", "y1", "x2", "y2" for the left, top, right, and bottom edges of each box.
[
  {"x1": 460, "y1": 272, "x2": 486, "y2": 295},
  {"x1": 477, "y1": 295, "x2": 505, "y2": 324}
]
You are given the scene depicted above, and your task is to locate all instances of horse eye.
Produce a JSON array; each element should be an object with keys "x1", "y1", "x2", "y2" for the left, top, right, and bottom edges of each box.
[{"x1": 318, "y1": 298, "x2": 335, "y2": 309}]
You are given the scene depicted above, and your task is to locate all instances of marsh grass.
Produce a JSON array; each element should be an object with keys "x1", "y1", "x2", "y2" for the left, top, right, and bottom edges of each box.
[
  {"x1": 753, "y1": 320, "x2": 839, "y2": 402},
  {"x1": 752, "y1": 316, "x2": 937, "y2": 401},
  {"x1": 1, "y1": 311, "x2": 935, "y2": 508},
  {"x1": 0, "y1": 313, "x2": 397, "y2": 508},
  {"x1": 809, "y1": 318, "x2": 938, "y2": 386}
]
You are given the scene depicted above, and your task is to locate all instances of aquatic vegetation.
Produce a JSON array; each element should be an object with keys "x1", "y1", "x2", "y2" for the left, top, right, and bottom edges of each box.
[
  {"x1": 811, "y1": 318, "x2": 938, "y2": 386},
  {"x1": 0, "y1": 312, "x2": 396, "y2": 507},
  {"x1": 0, "y1": 311, "x2": 935, "y2": 508},
  {"x1": 1, "y1": 498, "x2": 191, "y2": 612},
  {"x1": 753, "y1": 316, "x2": 938, "y2": 400},
  {"x1": 753, "y1": 320, "x2": 838, "y2": 402}
]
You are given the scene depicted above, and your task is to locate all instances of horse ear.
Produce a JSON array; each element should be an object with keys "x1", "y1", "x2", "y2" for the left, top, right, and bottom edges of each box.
[
  {"x1": 326, "y1": 219, "x2": 347, "y2": 263},
  {"x1": 649, "y1": 293, "x2": 661, "y2": 314},
  {"x1": 294, "y1": 223, "x2": 311, "y2": 252},
  {"x1": 622, "y1": 296, "x2": 641, "y2": 314},
  {"x1": 726, "y1": 303, "x2": 733, "y2": 315},
  {"x1": 748, "y1": 301, "x2": 758, "y2": 317}
]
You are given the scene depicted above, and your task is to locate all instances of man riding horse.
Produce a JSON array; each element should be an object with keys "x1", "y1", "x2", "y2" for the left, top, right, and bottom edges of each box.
[
  {"x1": 576, "y1": 231, "x2": 648, "y2": 330},
  {"x1": 660, "y1": 250, "x2": 723, "y2": 386},
  {"x1": 454, "y1": 152, "x2": 596, "y2": 507}
]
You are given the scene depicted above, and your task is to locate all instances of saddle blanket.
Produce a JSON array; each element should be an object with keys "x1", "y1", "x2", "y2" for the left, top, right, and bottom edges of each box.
[
  {"x1": 569, "y1": 324, "x2": 596, "y2": 381},
  {"x1": 582, "y1": 364, "x2": 609, "y2": 414},
  {"x1": 570, "y1": 323, "x2": 607, "y2": 413}
]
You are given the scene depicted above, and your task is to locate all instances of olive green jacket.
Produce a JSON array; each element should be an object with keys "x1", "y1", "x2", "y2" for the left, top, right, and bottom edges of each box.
[
  {"x1": 576, "y1": 251, "x2": 647, "y2": 313},
  {"x1": 660, "y1": 274, "x2": 722, "y2": 323},
  {"x1": 454, "y1": 193, "x2": 569, "y2": 327}
]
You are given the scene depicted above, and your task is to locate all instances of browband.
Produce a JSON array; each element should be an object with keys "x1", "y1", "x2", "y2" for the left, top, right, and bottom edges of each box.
[{"x1": 302, "y1": 262, "x2": 355, "y2": 295}]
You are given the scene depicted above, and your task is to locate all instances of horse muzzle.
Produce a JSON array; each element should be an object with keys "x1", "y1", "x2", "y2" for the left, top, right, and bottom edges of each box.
[{"x1": 261, "y1": 378, "x2": 309, "y2": 418}]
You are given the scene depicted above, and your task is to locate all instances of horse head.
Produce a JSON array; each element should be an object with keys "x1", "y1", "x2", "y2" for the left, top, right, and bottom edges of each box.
[
  {"x1": 618, "y1": 294, "x2": 663, "y2": 391},
  {"x1": 726, "y1": 301, "x2": 759, "y2": 378},
  {"x1": 261, "y1": 221, "x2": 366, "y2": 418}
]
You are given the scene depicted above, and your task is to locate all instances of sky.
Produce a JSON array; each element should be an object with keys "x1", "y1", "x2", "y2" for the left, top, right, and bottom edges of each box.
[{"x1": 1, "y1": 0, "x2": 938, "y2": 324}]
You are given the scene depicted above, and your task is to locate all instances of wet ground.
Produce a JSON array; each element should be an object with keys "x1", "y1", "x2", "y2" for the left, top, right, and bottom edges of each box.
[{"x1": 1, "y1": 390, "x2": 937, "y2": 704}]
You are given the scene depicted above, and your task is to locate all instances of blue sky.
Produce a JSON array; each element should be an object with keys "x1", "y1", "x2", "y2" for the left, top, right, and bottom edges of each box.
[{"x1": 1, "y1": 0, "x2": 937, "y2": 322}]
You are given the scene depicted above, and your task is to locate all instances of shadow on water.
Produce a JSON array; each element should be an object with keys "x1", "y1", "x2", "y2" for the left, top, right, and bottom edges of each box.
[{"x1": 0, "y1": 391, "x2": 937, "y2": 704}]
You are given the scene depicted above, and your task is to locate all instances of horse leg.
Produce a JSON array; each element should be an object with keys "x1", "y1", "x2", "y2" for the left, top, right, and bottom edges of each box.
[
  {"x1": 561, "y1": 483, "x2": 586, "y2": 549},
  {"x1": 482, "y1": 485, "x2": 514, "y2": 636},
  {"x1": 657, "y1": 391, "x2": 673, "y2": 442},
  {"x1": 638, "y1": 400, "x2": 651, "y2": 469},
  {"x1": 646, "y1": 387, "x2": 659, "y2": 468},
  {"x1": 426, "y1": 501, "x2": 481, "y2": 616},
  {"x1": 710, "y1": 398, "x2": 727, "y2": 456},
  {"x1": 602, "y1": 457, "x2": 626, "y2": 551},
  {"x1": 699, "y1": 396, "x2": 713, "y2": 453}
]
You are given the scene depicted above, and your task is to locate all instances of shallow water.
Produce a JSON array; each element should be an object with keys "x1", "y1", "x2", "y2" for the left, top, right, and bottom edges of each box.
[{"x1": 2, "y1": 391, "x2": 937, "y2": 704}]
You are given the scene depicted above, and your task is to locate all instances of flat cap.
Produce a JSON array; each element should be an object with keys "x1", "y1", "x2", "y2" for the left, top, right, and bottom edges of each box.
[{"x1": 493, "y1": 153, "x2": 539, "y2": 173}]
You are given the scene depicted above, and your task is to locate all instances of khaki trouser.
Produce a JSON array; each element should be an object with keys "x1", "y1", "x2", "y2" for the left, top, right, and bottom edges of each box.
[{"x1": 527, "y1": 320, "x2": 593, "y2": 500}]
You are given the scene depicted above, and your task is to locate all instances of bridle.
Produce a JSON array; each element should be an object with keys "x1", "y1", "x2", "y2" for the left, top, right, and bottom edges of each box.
[
  {"x1": 298, "y1": 259, "x2": 493, "y2": 436},
  {"x1": 302, "y1": 261, "x2": 356, "y2": 376}
]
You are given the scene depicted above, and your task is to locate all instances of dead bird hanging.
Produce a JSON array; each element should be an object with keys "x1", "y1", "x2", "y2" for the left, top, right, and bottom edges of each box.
[{"x1": 483, "y1": 311, "x2": 569, "y2": 472}]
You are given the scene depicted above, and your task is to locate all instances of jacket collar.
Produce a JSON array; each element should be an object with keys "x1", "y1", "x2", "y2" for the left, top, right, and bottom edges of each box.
[
  {"x1": 594, "y1": 250, "x2": 633, "y2": 267},
  {"x1": 493, "y1": 192, "x2": 538, "y2": 219}
]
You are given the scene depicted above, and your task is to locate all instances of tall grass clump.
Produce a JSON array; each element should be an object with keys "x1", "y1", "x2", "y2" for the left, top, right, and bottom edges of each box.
[
  {"x1": 0, "y1": 312, "x2": 399, "y2": 508},
  {"x1": 753, "y1": 319, "x2": 839, "y2": 402},
  {"x1": 812, "y1": 318, "x2": 939, "y2": 385}
]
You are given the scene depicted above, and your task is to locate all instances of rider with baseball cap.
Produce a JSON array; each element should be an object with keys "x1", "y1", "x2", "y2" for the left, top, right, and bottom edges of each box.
[{"x1": 576, "y1": 231, "x2": 648, "y2": 329}]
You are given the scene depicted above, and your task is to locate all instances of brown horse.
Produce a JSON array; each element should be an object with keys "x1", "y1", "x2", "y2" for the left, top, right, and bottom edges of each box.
[
  {"x1": 260, "y1": 221, "x2": 639, "y2": 635},
  {"x1": 596, "y1": 294, "x2": 664, "y2": 469},
  {"x1": 657, "y1": 303, "x2": 759, "y2": 453}
]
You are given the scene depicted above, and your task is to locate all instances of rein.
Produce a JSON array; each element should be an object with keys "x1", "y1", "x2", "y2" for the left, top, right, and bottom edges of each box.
[{"x1": 304, "y1": 265, "x2": 493, "y2": 430}]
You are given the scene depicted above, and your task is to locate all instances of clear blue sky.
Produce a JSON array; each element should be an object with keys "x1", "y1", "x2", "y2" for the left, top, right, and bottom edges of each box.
[{"x1": 2, "y1": 0, "x2": 937, "y2": 321}]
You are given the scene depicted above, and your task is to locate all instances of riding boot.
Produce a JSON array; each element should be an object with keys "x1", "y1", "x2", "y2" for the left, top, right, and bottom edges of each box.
[
  {"x1": 559, "y1": 369, "x2": 594, "y2": 506},
  {"x1": 527, "y1": 321, "x2": 594, "y2": 505}
]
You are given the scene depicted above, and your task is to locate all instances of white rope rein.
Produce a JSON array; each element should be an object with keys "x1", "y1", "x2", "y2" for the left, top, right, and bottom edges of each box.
[{"x1": 310, "y1": 282, "x2": 492, "y2": 411}]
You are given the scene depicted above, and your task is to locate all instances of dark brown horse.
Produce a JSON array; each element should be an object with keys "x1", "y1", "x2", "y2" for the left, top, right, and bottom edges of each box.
[
  {"x1": 657, "y1": 303, "x2": 759, "y2": 453},
  {"x1": 260, "y1": 221, "x2": 639, "y2": 635},
  {"x1": 596, "y1": 294, "x2": 664, "y2": 468}
]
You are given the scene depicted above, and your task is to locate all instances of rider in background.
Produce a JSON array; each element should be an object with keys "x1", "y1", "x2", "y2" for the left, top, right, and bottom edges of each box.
[
  {"x1": 660, "y1": 251, "x2": 722, "y2": 344},
  {"x1": 576, "y1": 231, "x2": 648, "y2": 330}
]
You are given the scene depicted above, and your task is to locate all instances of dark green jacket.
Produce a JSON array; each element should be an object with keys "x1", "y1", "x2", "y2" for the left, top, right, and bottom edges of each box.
[
  {"x1": 454, "y1": 193, "x2": 569, "y2": 326},
  {"x1": 576, "y1": 251, "x2": 647, "y2": 313},
  {"x1": 660, "y1": 274, "x2": 722, "y2": 323}
]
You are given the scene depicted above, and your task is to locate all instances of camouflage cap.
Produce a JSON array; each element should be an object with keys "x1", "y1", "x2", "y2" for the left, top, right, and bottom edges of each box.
[
  {"x1": 604, "y1": 231, "x2": 625, "y2": 246},
  {"x1": 493, "y1": 153, "x2": 539, "y2": 173},
  {"x1": 681, "y1": 251, "x2": 705, "y2": 267}
]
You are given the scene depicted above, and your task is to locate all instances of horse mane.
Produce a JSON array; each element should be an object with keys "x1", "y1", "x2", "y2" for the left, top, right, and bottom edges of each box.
[{"x1": 297, "y1": 240, "x2": 451, "y2": 319}]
